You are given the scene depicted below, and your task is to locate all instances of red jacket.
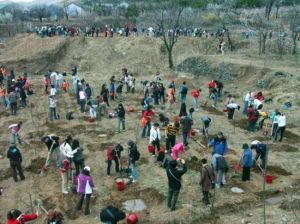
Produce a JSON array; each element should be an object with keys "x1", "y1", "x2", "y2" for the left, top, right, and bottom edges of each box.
[
  {"x1": 191, "y1": 89, "x2": 200, "y2": 98},
  {"x1": 106, "y1": 145, "x2": 115, "y2": 161},
  {"x1": 208, "y1": 81, "x2": 216, "y2": 89},
  {"x1": 143, "y1": 110, "x2": 154, "y2": 122},
  {"x1": 7, "y1": 214, "x2": 38, "y2": 224},
  {"x1": 247, "y1": 107, "x2": 257, "y2": 121}
]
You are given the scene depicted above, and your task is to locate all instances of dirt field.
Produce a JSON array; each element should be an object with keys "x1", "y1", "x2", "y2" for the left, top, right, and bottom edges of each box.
[{"x1": 0, "y1": 34, "x2": 299, "y2": 224}]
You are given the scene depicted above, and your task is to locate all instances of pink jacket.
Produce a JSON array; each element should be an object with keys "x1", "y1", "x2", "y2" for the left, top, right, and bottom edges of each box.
[{"x1": 171, "y1": 142, "x2": 186, "y2": 160}]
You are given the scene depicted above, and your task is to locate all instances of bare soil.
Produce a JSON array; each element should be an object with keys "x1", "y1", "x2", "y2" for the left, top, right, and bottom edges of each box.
[{"x1": 0, "y1": 35, "x2": 299, "y2": 224}]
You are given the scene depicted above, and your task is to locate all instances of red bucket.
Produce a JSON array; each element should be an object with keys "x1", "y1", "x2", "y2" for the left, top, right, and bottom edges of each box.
[
  {"x1": 148, "y1": 145, "x2": 155, "y2": 153},
  {"x1": 127, "y1": 213, "x2": 138, "y2": 224},
  {"x1": 87, "y1": 117, "x2": 94, "y2": 123},
  {"x1": 191, "y1": 129, "x2": 196, "y2": 136},
  {"x1": 128, "y1": 107, "x2": 135, "y2": 112},
  {"x1": 265, "y1": 175, "x2": 273, "y2": 184},
  {"x1": 116, "y1": 181, "x2": 125, "y2": 191}
]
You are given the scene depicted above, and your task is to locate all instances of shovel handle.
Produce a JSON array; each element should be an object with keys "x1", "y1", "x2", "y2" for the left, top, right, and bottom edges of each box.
[{"x1": 39, "y1": 205, "x2": 48, "y2": 215}]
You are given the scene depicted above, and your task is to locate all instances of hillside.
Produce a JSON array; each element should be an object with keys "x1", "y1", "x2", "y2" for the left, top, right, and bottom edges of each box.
[{"x1": 0, "y1": 34, "x2": 299, "y2": 224}]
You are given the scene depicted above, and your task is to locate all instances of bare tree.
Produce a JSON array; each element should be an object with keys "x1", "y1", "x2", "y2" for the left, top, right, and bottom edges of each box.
[
  {"x1": 265, "y1": 0, "x2": 275, "y2": 20},
  {"x1": 215, "y1": 0, "x2": 239, "y2": 51},
  {"x1": 30, "y1": 5, "x2": 48, "y2": 23},
  {"x1": 288, "y1": 2, "x2": 300, "y2": 55},
  {"x1": 63, "y1": 3, "x2": 70, "y2": 21},
  {"x1": 155, "y1": 1, "x2": 186, "y2": 69}
]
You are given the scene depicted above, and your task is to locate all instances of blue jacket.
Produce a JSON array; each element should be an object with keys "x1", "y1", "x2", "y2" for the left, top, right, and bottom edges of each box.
[
  {"x1": 243, "y1": 148, "x2": 253, "y2": 167},
  {"x1": 208, "y1": 138, "x2": 228, "y2": 155}
]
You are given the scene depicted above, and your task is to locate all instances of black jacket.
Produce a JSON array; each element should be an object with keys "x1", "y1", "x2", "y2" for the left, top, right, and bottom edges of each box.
[
  {"x1": 129, "y1": 143, "x2": 138, "y2": 164},
  {"x1": 167, "y1": 163, "x2": 187, "y2": 190},
  {"x1": 100, "y1": 206, "x2": 126, "y2": 224},
  {"x1": 117, "y1": 107, "x2": 125, "y2": 119},
  {"x1": 7, "y1": 146, "x2": 22, "y2": 162},
  {"x1": 42, "y1": 135, "x2": 59, "y2": 151}
]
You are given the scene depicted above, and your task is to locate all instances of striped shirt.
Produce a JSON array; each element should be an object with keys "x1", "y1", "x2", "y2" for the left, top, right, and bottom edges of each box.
[{"x1": 166, "y1": 123, "x2": 179, "y2": 136}]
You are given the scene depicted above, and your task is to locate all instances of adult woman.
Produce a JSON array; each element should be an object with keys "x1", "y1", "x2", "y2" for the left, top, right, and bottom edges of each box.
[{"x1": 76, "y1": 166, "x2": 94, "y2": 215}]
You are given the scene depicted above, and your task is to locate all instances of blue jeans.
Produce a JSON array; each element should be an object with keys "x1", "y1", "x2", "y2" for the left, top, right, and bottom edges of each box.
[
  {"x1": 2, "y1": 96, "x2": 9, "y2": 108},
  {"x1": 141, "y1": 121, "x2": 151, "y2": 138},
  {"x1": 182, "y1": 131, "x2": 188, "y2": 145},
  {"x1": 213, "y1": 93, "x2": 218, "y2": 106},
  {"x1": 192, "y1": 97, "x2": 200, "y2": 110},
  {"x1": 181, "y1": 94, "x2": 187, "y2": 104},
  {"x1": 117, "y1": 117, "x2": 125, "y2": 132},
  {"x1": 80, "y1": 99, "x2": 86, "y2": 112},
  {"x1": 49, "y1": 107, "x2": 57, "y2": 121},
  {"x1": 130, "y1": 162, "x2": 137, "y2": 181},
  {"x1": 247, "y1": 120, "x2": 257, "y2": 132}
]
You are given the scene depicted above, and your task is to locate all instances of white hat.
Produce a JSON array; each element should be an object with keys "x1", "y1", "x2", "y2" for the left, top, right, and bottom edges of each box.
[
  {"x1": 12, "y1": 79, "x2": 15, "y2": 82},
  {"x1": 84, "y1": 166, "x2": 91, "y2": 172},
  {"x1": 251, "y1": 140, "x2": 260, "y2": 145}
]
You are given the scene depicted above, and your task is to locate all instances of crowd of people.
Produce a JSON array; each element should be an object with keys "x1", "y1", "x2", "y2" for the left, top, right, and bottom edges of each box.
[
  {"x1": 0, "y1": 61, "x2": 289, "y2": 223},
  {"x1": 34, "y1": 24, "x2": 226, "y2": 39}
]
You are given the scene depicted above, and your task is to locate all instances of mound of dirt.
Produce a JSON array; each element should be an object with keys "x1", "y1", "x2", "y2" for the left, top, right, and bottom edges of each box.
[
  {"x1": 25, "y1": 157, "x2": 46, "y2": 174},
  {"x1": 215, "y1": 62, "x2": 234, "y2": 82},
  {"x1": 176, "y1": 57, "x2": 212, "y2": 76},
  {"x1": 280, "y1": 199, "x2": 300, "y2": 211},
  {"x1": 269, "y1": 144, "x2": 298, "y2": 152},
  {"x1": 202, "y1": 106, "x2": 224, "y2": 116},
  {"x1": 187, "y1": 156, "x2": 202, "y2": 172}
]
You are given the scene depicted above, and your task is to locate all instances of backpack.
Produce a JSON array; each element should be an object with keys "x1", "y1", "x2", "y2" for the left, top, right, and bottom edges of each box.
[
  {"x1": 216, "y1": 156, "x2": 228, "y2": 172},
  {"x1": 134, "y1": 150, "x2": 140, "y2": 161},
  {"x1": 181, "y1": 86, "x2": 188, "y2": 95}
]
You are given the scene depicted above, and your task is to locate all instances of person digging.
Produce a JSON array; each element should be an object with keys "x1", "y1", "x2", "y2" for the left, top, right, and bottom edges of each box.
[{"x1": 41, "y1": 134, "x2": 60, "y2": 169}]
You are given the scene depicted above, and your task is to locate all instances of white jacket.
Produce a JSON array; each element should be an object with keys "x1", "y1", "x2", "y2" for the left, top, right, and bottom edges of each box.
[
  {"x1": 149, "y1": 127, "x2": 161, "y2": 143},
  {"x1": 60, "y1": 142, "x2": 77, "y2": 158}
]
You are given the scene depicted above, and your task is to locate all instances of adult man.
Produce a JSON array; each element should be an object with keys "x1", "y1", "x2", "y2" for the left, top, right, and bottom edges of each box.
[
  {"x1": 41, "y1": 134, "x2": 60, "y2": 167},
  {"x1": 180, "y1": 115, "x2": 193, "y2": 146},
  {"x1": 247, "y1": 105, "x2": 258, "y2": 132},
  {"x1": 149, "y1": 123, "x2": 161, "y2": 156},
  {"x1": 166, "y1": 159, "x2": 187, "y2": 211},
  {"x1": 141, "y1": 106, "x2": 154, "y2": 138},
  {"x1": 251, "y1": 140, "x2": 268, "y2": 170},
  {"x1": 165, "y1": 122, "x2": 180, "y2": 153},
  {"x1": 242, "y1": 144, "x2": 253, "y2": 182},
  {"x1": 7, "y1": 143, "x2": 25, "y2": 182},
  {"x1": 79, "y1": 88, "x2": 87, "y2": 113},
  {"x1": 179, "y1": 82, "x2": 188, "y2": 104},
  {"x1": 49, "y1": 96, "x2": 58, "y2": 121},
  {"x1": 106, "y1": 144, "x2": 120, "y2": 176},
  {"x1": 200, "y1": 158, "x2": 215, "y2": 205},
  {"x1": 211, "y1": 153, "x2": 228, "y2": 188},
  {"x1": 274, "y1": 113, "x2": 286, "y2": 142},
  {"x1": 128, "y1": 140, "x2": 139, "y2": 183},
  {"x1": 208, "y1": 132, "x2": 228, "y2": 155},
  {"x1": 226, "y1": 103, "x2": 240, "y2": 120},
  {"x1": 8, "y1": 90, "x2": 19, "y2": 115},
  {"x1": 201, "y1": 115, "x2": 211, "y2": 138}
]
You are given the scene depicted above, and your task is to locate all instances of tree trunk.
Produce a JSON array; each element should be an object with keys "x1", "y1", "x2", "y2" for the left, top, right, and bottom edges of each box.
[
  {"x1": 262, "y1": 33, "x2": 267, "y2": 54},
  {"x1": 259, "y1": 33, "x2": 262, "y2": 55},
  {"x1": 292, "y1": 34, "x2": 297, "y2": 55},
  {"x1": 275, "y1": 6, "x2": 279, "y2": 19},
  {"x1": 226, "y1": 29, "x2": 234, "y2": 51},
  {"x1": 39, "y1": 17, "x2": 42, "y2": 23},
  {"x1": 168, "y1": 48, "x2": 173, "y2": 69}
]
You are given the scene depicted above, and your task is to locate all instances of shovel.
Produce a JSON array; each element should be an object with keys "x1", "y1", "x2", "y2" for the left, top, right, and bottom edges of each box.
[{"x1": 33, "y1": 199, "x2": 48, "y2": 215}]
